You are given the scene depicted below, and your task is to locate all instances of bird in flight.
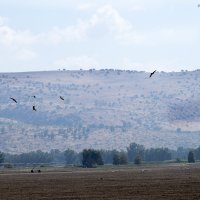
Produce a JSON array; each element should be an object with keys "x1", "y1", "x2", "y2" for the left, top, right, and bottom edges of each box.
[
  {"x1": 10, "y1": 97, "x2": 17, "y2": 103},
  {"x1": 33, "y1": 105, "x2": 37, "y2": 111},
  {"x1": 149, "y1": 70, "x2": 156, "y2": 78},
  {"x1": 60, "y1": 96, "x2": 64, "y2": 101}
]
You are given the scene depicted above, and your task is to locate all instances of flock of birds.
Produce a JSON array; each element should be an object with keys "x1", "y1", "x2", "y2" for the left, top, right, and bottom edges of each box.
[
  {"x1": 9, "y1": 95, "x2": 65, "y2": 111},
  {"x1": 8, "y1": 70, "x2": 157, "y2": 173},
  {"x1": 9, "y1": 70, "x2": 157, "y2": 112}
]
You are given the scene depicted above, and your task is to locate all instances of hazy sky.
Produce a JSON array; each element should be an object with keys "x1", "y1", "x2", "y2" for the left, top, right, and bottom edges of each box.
[{"x1": 0, "y1": 0, "x2": 199, "y2": 72}]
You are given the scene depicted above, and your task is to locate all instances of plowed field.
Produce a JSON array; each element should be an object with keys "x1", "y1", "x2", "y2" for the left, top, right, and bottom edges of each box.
[{"x1": 0, "y1": 164, "x2": 200, "y2": 200}]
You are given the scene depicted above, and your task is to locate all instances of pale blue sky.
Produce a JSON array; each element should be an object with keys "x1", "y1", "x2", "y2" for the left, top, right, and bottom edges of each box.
[{"x1": 0, "y1": 0, "x2": 199, "y2": 72}]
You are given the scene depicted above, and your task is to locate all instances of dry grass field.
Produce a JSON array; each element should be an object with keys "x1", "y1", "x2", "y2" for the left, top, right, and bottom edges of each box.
[{"x1": 0, "y1": 163, "x2": 200, "y2": 200}]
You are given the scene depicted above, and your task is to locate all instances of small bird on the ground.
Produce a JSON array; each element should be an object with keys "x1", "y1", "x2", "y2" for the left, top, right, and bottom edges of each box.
[
  {"x1": 60, "y1": 96, "x2": 64, "y2": 100},
  {"x1": 149, "y1": 70, "x2": 156, "y2": 78},
  {"x1": 33, "y1": 105, "x2": 37, "y2": 111},
  {"x1": 10, "y1": 97, "x2": 17, "y2": 103}
]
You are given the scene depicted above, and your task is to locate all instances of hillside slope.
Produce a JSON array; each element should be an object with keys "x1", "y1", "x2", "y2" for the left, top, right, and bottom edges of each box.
[{"x1": 1, "y1": 69, "x2": 200, "y2": 153}]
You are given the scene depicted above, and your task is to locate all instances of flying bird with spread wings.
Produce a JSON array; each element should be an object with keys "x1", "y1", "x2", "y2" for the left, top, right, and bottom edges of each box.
[
  {"x1": 60, "y1": 96, "x2": 64, "y2": 101},
  {"x1": 33, "y1": 105, "x2": 37, "y2": 111},
  {"x1": 149, "y1": 70, "x2": 156, "y2": 78},
  {"x1": 10, "y1": 97, "x2": 17, "y2": 103}
]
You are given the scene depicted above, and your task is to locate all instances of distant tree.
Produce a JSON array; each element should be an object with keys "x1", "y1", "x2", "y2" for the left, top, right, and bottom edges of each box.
[
  {"x1": 127, "y1": 143, "x2": 145, "y2": 162},
  {"x1": 113, "y1": 152, "x2": 120, "y2": 165},
  {"x1": 64, "y1": 149, "x2": 78, "y2": 164},
  {"x1": 34, "y1": 150, "x2": 53, "y2": 163},
  {"x1": 134, "y1": 155, "x2": 141, "y2": 165},
  {"x1": 188, "y1": 151, "x2": 195, "y2": 163},
  {"x1": 4, "y1": 163, "x2": 13, "y2": 168},
  {"x1": 50, "y1": 149, "x2": 65, "y2": 163},
  {"x1": 100, "y1": 150, "x2": 116, "y2": 164},
  {"x1": 112, "y1": 151, "x2": 128, "y2": 165},
  {"x1": 4, "y1": 150, "x2": 53, "y2": 164},
  {"x1": 82, "y1": 149, "x2": 104, "y2": 168},
  {"x1": 0, "y1": 152, "x2": 4, "y2": 164},
  {"x1": 194, "y1": 147, "x2": 200, "y2": 160},
  {"x1": 144, "y1": 148, "x2": 171, "y2": 162},
  {"x1": 176, "y1": 158, "x2": 181, "y2": 163},
  {"x1": 119, "y1": 152, "x2": 128, "y2": 165},
  {"x1": 174, "y1": 147, "x2": 189, "y2": 160}
]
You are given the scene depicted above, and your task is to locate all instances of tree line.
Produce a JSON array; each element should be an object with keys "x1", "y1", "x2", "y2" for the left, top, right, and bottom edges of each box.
[{"x1": 0, "y1": 143, "x2": 199, "y2": 167}]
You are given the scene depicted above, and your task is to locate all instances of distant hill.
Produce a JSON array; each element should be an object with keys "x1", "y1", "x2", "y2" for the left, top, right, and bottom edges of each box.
[{"x1": 1, "y1": 69, "x2": 200, "y2": 153}]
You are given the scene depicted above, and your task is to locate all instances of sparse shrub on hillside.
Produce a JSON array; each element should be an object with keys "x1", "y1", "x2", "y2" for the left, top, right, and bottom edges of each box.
[
  {"x1": 176, "y1": 128, "x2": 181, "y2": 133},
  {"x1": 1, "y1": 127, "x2": 5, "y2": 134},
  {"x1": 110, "y1": 126, "x2": 115, "y2": 132}
]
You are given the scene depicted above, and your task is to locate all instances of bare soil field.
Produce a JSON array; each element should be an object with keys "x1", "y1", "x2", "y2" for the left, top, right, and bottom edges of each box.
[{"x1": 0, "y1": 163, "x2": 200, "y2": 200}]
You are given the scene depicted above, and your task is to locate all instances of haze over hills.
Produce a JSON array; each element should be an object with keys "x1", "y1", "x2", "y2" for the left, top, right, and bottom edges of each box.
[{"x1": 1, "y1": 69, "x2": 200, "y2": 153}]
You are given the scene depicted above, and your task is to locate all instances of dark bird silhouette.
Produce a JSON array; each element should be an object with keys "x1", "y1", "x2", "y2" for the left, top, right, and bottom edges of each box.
[
  {"x1": 31, "y1": 167, "x2": 35, "y2": 173},
  {"x1": 10, "y1": 97, "x2": 17, "y2": 103},
  {"x1": 27, "y1": 95, "x2": 36, "y2": 98},
  {"x1": 60, "y1": 96, "x2": 64, "y2": 101},
  {"x1": 33, "y1": 105, "x2": 37, "y2": 111},
  {"x1": 149, "y1": 70, "x2": 156, "y2": 78}
]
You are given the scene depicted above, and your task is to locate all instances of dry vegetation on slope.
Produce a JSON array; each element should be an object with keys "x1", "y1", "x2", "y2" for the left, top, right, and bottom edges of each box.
[{"x1": 1, "y1": 69, "x2": 200, "y2": 153}]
